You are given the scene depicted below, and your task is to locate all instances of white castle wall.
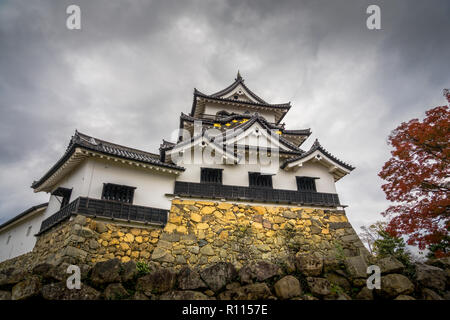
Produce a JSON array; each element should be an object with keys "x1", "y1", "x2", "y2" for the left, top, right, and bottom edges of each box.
[
  {"x1": 0, "y1": 208, "x2": 45, "y2": 262},
  {"x1": 176, "y1": 161, "x2": 337, "y2": 194},
  {"x1": 46, "y1": 158, "x2": 176, "y2": 212},
  {"x1": 83, "y1": 158, "x2": 175, "y2": 210},
  {"x1": 0, "y1": 158, "x2": 177, "y2": 262}
]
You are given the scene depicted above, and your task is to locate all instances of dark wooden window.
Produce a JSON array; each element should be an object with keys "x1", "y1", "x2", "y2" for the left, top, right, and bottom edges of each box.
[
  {"x1": 102, "y1": 183, "x2": 136, "y2": 203},
  {"x1": 201, "y1": 168, "x2": 223, "y2": 184},
  {"x1": 296, "y1": 177, "x2": 317, "y2": 192},
  {"x1": 52, "y1": 187, "x2": 72, "y2": 209},
  {"x1": 249, "y1": 172, "x2": 273, "y2": 188}
]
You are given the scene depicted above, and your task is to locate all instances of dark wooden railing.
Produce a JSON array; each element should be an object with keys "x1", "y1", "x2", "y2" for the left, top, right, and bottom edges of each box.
[
  {"x1": 38, "y1": 197, "x2": 168, "y2": 234},
  {"x1": 174, "y1": 181, "x2": 341, "y2": 207}
]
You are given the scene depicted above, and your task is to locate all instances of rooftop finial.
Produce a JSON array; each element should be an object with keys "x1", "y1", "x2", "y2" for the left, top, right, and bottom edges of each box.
[
  {"x1": 235, "y1": 70, "x2": 243, "y2": 81},
  {"x1": 313, "y1": 138, "x2": 321, "y2": 148}
]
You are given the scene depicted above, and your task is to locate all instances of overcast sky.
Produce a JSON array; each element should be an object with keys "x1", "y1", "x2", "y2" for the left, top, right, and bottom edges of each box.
[{"x1": 0, "y1": 0, "x2": 449, "y2": 249}]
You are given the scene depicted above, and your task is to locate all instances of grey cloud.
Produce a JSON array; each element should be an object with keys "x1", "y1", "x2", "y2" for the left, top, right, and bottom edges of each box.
[{"x1": 0, "y1": 0, "x2": 448, "y2": 252}]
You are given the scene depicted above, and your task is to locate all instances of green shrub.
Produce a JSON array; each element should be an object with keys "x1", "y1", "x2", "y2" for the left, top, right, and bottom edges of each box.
[{"x1": 136, "y1": 260, "x2": 151, "y2": 276}]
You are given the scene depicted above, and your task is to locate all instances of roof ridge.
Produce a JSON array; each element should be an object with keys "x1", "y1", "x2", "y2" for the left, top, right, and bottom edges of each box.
[
  {"x1": 195, "y1": 91, "x2": 291, "y2": 108},
  {"x1": 311, "y1": 139, "x2": 355, "y2": 170},
  {"x1": 203, "y1": 73, "x2": 269, "y2": 104},
  {"x1": 0, "y1": 202, "x2": 48, "y2": 231},
  {"x1": 32, "y1": 131, "x2": 185, "y2": 189},
  {"x1": 281, "y1": 139, "x2": 355, "y2": 170},
  {"x1": 75, "y1": 131, "x2": 159, "y2": 158},
  {"x1": 180, "y1": 112, "x2": 286, "y2": 129},
  {"x1": 210, "y1": 113, "x2": 302, "y2": 152},
  {"x1": 174, "y1": 113, "x2": 303, "y2": 154}
]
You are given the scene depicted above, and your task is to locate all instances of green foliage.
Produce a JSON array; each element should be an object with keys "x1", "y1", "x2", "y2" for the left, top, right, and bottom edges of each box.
[
  {"x1": 350, "y1": 287, "x2": 360, "y2": 299},
  {"x1": 426, "y1": 234, "x2": 450, "y2": 259},
  {"x1": 359, "y1": 221, "x2": 387, "y2": 254},
  {"x1": 334, "y1": 242, "x2": 346, "y2": 263},
  {"x1": 373, "y1": 230, "x2": 411, "y2": 266},
  {"x1": 136, "y1": 260, "x2": 151, "y2": 276},
  {"x1": 330, "y1": 283, "x2": 343, "y2": 296},
  {"x1": 373, "y1": 229, "x2": 416, "y2": 277}
]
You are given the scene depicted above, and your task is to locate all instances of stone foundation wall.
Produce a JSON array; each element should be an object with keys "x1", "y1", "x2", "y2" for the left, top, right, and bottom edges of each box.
[
  {"x1": 32, "y1": 216, "x2": 163, "y2": 267},
  {"x1": 0, "y1": 199, "x2": 367, "y2": 273},
  {"x1": 1, "y1": 255, "x2": 449, "y2": 300},
  {"x1": 2, "y1": 199, "x2": 448, "y2": 301},
  {"x1": 152, "y1": 200, "x2": 367, "y2": 269}
]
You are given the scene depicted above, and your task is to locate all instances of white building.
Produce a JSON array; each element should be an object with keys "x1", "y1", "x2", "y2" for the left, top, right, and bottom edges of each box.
[{"x1": 0, "y1": 72, "x2": 354, "y2": 262}]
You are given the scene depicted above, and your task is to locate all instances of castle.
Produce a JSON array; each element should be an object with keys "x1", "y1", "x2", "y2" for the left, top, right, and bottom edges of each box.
[{"x1": 0, "y1": 72, "x2": 366, "y2": 268}]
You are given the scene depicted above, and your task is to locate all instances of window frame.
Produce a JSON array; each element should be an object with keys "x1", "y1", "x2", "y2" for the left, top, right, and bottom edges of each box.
[
  {"x1": 101, "y1": 183, "x2": 136, "y2": 204},
  {"x1": 296, "y1": 176, "x2": 319, "y2": 192},
  {"x1": 51, "y1": 187, "x2": 72, "y2": 209},
  {"x1": 248, "y1": 172, "x2": 273, "y2": 189},
  {"x1": 200, "y1": 168, "x2": 223, "y2": 184},
  {"x1": 26, "y1": 225, "x2": 32, "y2": 237}
]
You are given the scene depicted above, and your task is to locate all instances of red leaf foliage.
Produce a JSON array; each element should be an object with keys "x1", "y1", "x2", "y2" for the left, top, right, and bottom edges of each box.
[{"x1": 379, "y1": 90, "x2": 450, "y2": 253}]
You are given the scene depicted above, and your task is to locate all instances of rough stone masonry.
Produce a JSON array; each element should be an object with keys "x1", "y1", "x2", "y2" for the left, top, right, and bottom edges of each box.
[
  {"x1": 0, "y1": 200, "x2": 367, "y2": 272},
  {"x1": 5, "y1": 200, "x2": 448, "y2": 300}
]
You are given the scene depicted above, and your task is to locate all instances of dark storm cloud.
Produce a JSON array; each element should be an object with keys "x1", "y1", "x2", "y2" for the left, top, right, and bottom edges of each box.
[{"x1": 0, "y1": 0, "x2": 449, "y2": 246}]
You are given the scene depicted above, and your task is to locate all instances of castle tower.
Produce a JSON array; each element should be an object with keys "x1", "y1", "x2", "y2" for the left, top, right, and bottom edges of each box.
[{"x1": 0, "y1": 73, "x2": 366, "y2": 270}]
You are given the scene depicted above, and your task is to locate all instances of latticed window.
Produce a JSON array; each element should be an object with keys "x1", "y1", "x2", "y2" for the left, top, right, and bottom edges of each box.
[
  {"x1": 249, "y1": 172, "x2": 273, "y2": 188},
  {"x1": 200, "y1": 168, "x2": 223, "y2": 184},
  {"x1": 296, "y1": 177, "x2": 317, "y2": 192},
  {"x1": 101, "y1": 183, "x2": 136, "y2": 203}
]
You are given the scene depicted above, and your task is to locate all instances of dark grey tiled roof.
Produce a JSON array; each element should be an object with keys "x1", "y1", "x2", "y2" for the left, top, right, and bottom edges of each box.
[
  {"x1": 281, "y1": 139, "x2": 355, "y2": 171},
  {"x1": 159, "y1": 139, "x2": 176, "y2": 151},
  {"x1": 223, "y1": 114, "x2": 303, "y2": 152},
  {"x1": 190, "y1": 73, "x2": 291, "y2": 123},
  {"x1": 0, "y1": 202, "x2": 48, "y2": 231},
  {"x1": 31, "y1": 131, "x2": 184, "y2": 189},
  {"x1": 194, "y1": 89, "x2": 291, "y2": 110},
  {"x1": 174, "y1": 113, "x2": 304, "y2": 155},
  {"x1": 180, "y1": 112, "x2": 282, "y2": 130},
  {"x1": 283, "y1": 129, "x2": 311, "y2": 136},
  {"x1": 180, "y1": 113, "x2": 311, "y2": 139},
  {"x1": 210, "y1": 71, "x2": 269, "y2": 104}
]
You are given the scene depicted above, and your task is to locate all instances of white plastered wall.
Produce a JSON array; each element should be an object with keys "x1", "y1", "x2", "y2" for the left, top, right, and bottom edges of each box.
[
  {"x1": 177, "y1": 160, "x2": 337, "y2": 194},
  {"x1": 83, "y1": 158, "x2": 175, "y2": 210},
  {"x1": 0, "y1": 157, "x2": 178, "y2": 262},
  {"x1": 0, "y1": 209, "x2": 45, "y2": 262},
  {"x1": 44, "y1": 158, "x2": 176, "y2": 212}
]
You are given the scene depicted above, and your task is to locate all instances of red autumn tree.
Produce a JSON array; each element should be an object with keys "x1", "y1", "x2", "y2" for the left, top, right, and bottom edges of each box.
[{"x1": 379, "y1": 89, "x2": 450, "y2": 257}]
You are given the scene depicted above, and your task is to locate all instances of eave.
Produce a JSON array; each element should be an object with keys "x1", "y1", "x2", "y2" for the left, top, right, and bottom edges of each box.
[
  {"x1": 32, "y1": 147, "x2": 184, "y2": 193},
  {"x1": 0, "y1": 203, "x2": 48, "y2": 233},
  {"x1": 190, "y1": 91, "x2": 290, "y2": 125},
  {"x1": 281, "y1": 139, "x2": 355, "y2": 182}
]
